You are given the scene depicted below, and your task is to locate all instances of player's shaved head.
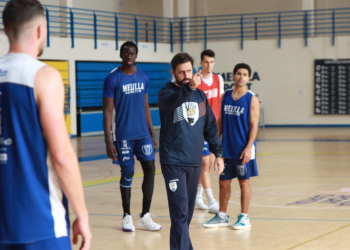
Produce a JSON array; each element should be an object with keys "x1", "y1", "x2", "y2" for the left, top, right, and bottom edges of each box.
[
  {"x1": 120, "y1": 41, "x2": 138, "y2": 55},
  {"x1": 2, "y1": 0, "x2": 45, "y2": 42}
]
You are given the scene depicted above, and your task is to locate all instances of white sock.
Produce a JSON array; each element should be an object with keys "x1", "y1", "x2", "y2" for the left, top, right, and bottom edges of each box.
[
  {"x1": 197, "y1": 184, "x2": 204, "y2": 197},
  {"x1": 205, "y1": 188, "x2": 215, "y2": 202},
  {"x1": 218, "y1": 212, "x2": 226, "y2": 219},
  {"x1": 240, "y1": 213, "x2": 248, "y2": 217}
]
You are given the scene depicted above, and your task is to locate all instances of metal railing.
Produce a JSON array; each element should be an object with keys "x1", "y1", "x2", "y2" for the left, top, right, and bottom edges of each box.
[{"x1": 0, "y1": 0, "x2": 349, "y2": 51}]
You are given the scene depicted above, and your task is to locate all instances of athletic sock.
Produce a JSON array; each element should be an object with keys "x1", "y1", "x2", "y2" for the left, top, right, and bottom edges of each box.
[
  {"x1": 141, "y1": 199, "x2": 152, "y2": 217},
  {"x1": 197, "y1": 184, "x2": 204, "y2": 197},
  {"x1": 218, "y1": 212, "x2": 226, "y2": 219},
  {"x1": 205, "y1": 188, "x2": 215, "y2": 203},
  {"x1": 122, "y1": 203, "x2": 131, "y2": 217},
  {"x1": 240, "y1": 213, "x2": 248, "y2": 217}
]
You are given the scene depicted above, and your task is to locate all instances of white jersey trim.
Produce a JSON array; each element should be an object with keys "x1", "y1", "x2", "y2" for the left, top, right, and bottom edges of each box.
[
  {"x1": 112, "y1": 108, "x2": 116, "y2": 142},
  {"x1": 47, "y1": 161, "x2": 68, "y2": 238},
  {"x1": 0, "y1": 53, "x2": 46, "y2": 88},
  {"x1": 251, "y1": 144, "x2": 256, "y2": 160},
  {"x1": 248, "y1": 90, "x2": 256, "y2": 96},
  {"x1": 110, "y1": 67, "x2": 118, "y2": 73},
  {"x1": 201, "y1": 73, "x2": 224, "y2": 96}
]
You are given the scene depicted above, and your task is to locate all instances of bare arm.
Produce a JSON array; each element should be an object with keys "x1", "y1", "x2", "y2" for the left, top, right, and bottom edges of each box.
[
  {"x1": 103, "y1": 97, "x2": 117, "y2": 160},
  {"x1": 240, "y1": 95, "x2": 260, "y2": 164},
  {"x1": 34, "y1": 66, "x2": 91, "y2": 250},
  {"x1": 217, "y1": 93, "x2": 225, "y2": 137},
  {"x1": 144, "y1": 94, "x2": 157, "y2": 154}
]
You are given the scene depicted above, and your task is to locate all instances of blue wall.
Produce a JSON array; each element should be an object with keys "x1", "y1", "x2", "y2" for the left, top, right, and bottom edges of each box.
[
  {"x1": 79, "y1": 109, "x2": 161, "y2": 136},
  {"x1": 76, "y1": 61, "x2": 172, "y2": 108},
  {"x1": 76, "y1": 61, "x2": 169, "y2": 135}
]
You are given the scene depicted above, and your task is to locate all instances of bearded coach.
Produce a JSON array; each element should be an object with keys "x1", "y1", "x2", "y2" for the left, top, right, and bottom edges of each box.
[{"x1": 158, "y1": 52, "x2": 224, "y2": 250}]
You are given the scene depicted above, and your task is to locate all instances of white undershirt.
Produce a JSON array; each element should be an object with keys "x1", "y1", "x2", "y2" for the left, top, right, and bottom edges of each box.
[{"x1": 201, "y1": 72, "x2": 225, "y2": 96}]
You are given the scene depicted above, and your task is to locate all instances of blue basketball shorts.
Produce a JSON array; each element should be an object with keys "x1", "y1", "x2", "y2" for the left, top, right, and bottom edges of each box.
[
  {"x1": 202, "y1": 140, "x2": 210, "y2": 156},
  {"x1": 113, "y1": 136, "x2": 155, "y2": 166},
  {"x1": 0, "y1": 237, "x2": 71, "y2": 250},
  {"x1": 220, "y1": 158, "x2": 258, "y2": 181}
]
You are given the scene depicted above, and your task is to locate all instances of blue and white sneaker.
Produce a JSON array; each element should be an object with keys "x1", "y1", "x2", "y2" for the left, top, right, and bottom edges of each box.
[
  {"x1": 202, "y1": 213, "x2": 230, "y2": 228},
  {"x1": 122, "y1": 214, "x2": 135, "y2": 232},
  {"x1": 232, "y1": 214, "x2": 251, "y2": 230}
]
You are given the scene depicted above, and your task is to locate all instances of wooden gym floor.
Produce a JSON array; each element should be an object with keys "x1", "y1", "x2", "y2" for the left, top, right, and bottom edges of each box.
[{"x1": 70, "y1": 127, "x2": 350, "y2": 250}]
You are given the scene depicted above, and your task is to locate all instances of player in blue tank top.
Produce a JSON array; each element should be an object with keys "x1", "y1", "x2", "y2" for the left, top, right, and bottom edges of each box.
[
  {"x1": 103, "y1": 41, "x2": 161, "y2": 232},
  {"x1": 203, "y1": 63, "x2": 260, "y2": 230},
  {"x1": 0, "y1": 1, "x2": 91, "y2": 249}
]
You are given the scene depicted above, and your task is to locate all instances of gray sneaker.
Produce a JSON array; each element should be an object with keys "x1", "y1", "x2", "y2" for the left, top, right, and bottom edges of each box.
[{"x1": 202, "y1": 213, "x2": 230, "y2": 228}]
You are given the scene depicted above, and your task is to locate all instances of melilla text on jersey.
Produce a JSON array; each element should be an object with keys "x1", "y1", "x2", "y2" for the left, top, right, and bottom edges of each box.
[
  {"x1": 224, "y1": 105, "x2": 244, "y2": 116},
  {"x1": 122, "y1": 82, "x2": 144, "y2": 95}
]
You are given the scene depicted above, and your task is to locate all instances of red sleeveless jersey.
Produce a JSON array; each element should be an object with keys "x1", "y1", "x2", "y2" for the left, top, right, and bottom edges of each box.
[{"x1": 197, "y1": 73, "x2": 221, "y2": 121}]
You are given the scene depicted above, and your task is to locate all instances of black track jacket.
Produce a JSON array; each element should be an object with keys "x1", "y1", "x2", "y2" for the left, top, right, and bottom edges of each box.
[{"x1": 158, "y1": 81, "x2": 223, "y2": 166}]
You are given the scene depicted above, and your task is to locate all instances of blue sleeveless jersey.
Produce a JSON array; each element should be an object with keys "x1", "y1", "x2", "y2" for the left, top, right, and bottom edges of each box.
[
  {"x1": 221, "y1": 89, "x2": 256, "y2": 159},
  {"x1": 103, "y1": 67, "x2": 150, "y2": 141},
  {"x1": 0, "y1": 53, "x2": 69, "y2": 243}
]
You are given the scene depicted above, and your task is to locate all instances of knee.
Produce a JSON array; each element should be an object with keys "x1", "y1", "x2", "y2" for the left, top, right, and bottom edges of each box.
[
  {"x1": 239, "y1": 179, "x2": 250, "y2": 189},
  {"x1": 120, "y1": 165, "x2": 134, "y2": 188},
  {"x1": 142, "y1": 160, "x2": 155, "y2": 176},
  {"x1": 219, "y1": 180, "x2": 230, "y2": 190},
  {"x1": 201, "y1": 161, "x2": 210, "y2": 173},
  {"x1": 209, "y1": 159, "x2": 215, "y2": 168}
]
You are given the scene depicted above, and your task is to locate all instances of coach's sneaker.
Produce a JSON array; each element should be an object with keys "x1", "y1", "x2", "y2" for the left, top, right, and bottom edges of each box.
[
  {"x1": 232, "y1": 214, "x2": 251, "y2": 230},
  {"x1": 208, "y1": 200, "x2": 220, "y2": 214},
  {"x1": 122, "y1": 214, "x2": 135, "y2": 232},
  {"x1": 202, "y1": 213, "x2": 230, "y2": 228},
  {"x1": 137, "y1": 213, "x2": 162, "y2": 231},
  {"x1": 195, "y1": 196, "x2": 208, "y2": 210}
]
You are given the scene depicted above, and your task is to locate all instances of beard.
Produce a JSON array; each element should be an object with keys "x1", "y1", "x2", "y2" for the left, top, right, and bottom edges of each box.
[{"x1": 175, "y1": 76, "x2": 191, "y2": 86}]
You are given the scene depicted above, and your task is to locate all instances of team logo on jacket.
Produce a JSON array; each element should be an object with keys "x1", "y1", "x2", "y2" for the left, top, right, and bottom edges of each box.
[
  {"x1": 182, "y1": 102, "x2": 199, "y2": 126},
  {"x1": 237, "y1": 164, "x2": 247, "y2": 176},
  {"x1": 142, "y1": 144, "x2": 153, "y2": 156},
  {"x1": 169, "y1": 181, "x2": 177, "y2": 192}
]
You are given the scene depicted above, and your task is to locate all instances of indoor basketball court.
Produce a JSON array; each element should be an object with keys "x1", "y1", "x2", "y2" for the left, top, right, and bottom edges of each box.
[
  {"x1": 1, "y1": 0, "x2": 350, "y2": 249},
  {"x1": 72, "y1": 127, "x2": 350, "y2": 249}
]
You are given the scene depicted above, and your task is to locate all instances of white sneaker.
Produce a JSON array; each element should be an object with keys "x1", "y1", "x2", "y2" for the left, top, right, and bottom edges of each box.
[
  {"x1": 122, "y1": 214, "x2": 135, "y2": 232},
  {"x1": 232, "y1": 214, "x2": 251, "y2": 230},
  {"x1": 137, "y1": 213, "x2": 161, "y2": 231},
  {"x1": 208, "y1": 200, "x2": 220, "y2": 214},
  {"x1": 196, "y1": 196, "x2": 208, "y2": 210}
]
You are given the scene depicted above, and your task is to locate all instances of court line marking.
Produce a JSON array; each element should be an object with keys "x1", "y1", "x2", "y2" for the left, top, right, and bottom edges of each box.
[
  {"x1": 83, "y1": 169, "x2": 163, "y2": 187},
  {"x1": 81, "y1": 152, "x2": 272, "y2": 187},
  {"x1": 78, "y1": 151, "x2": 350, "y2": 163},
  {"x1": 261, "y1": 158, "x2": 350, "y2": 165},
  {"x1": 229, "y1": 183, "x2": 350, "y2": 209},
  {"x1": 70, "y1": 213, "x2": 350, "y2": 222},
  {"x1": 258, "y1": 175, "x2": 350, "y2": 178},
  {"x1": 257, "y1": 139, "x2": 350, "y2": 142},
  {"x1": 285, "y1": 223, "x2": 350, "y2": 250},
  {"x1": 79, "y1": 148, "x2": 160, "y2": 162},
  {"x1": 228, "y1": 200, "x2": 350, "y2": 210},
  {"x1": 82, "y1": 152, "x2": 350, "y2": 187}
]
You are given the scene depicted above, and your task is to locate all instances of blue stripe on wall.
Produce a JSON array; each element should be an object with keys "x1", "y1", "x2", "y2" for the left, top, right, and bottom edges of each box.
[
  {"x1": 79, "y1": 109, "x2": 160, "y2": 135},
  {"x1": 76, "y1": 61, "x2": 172, "y2": 108}
]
